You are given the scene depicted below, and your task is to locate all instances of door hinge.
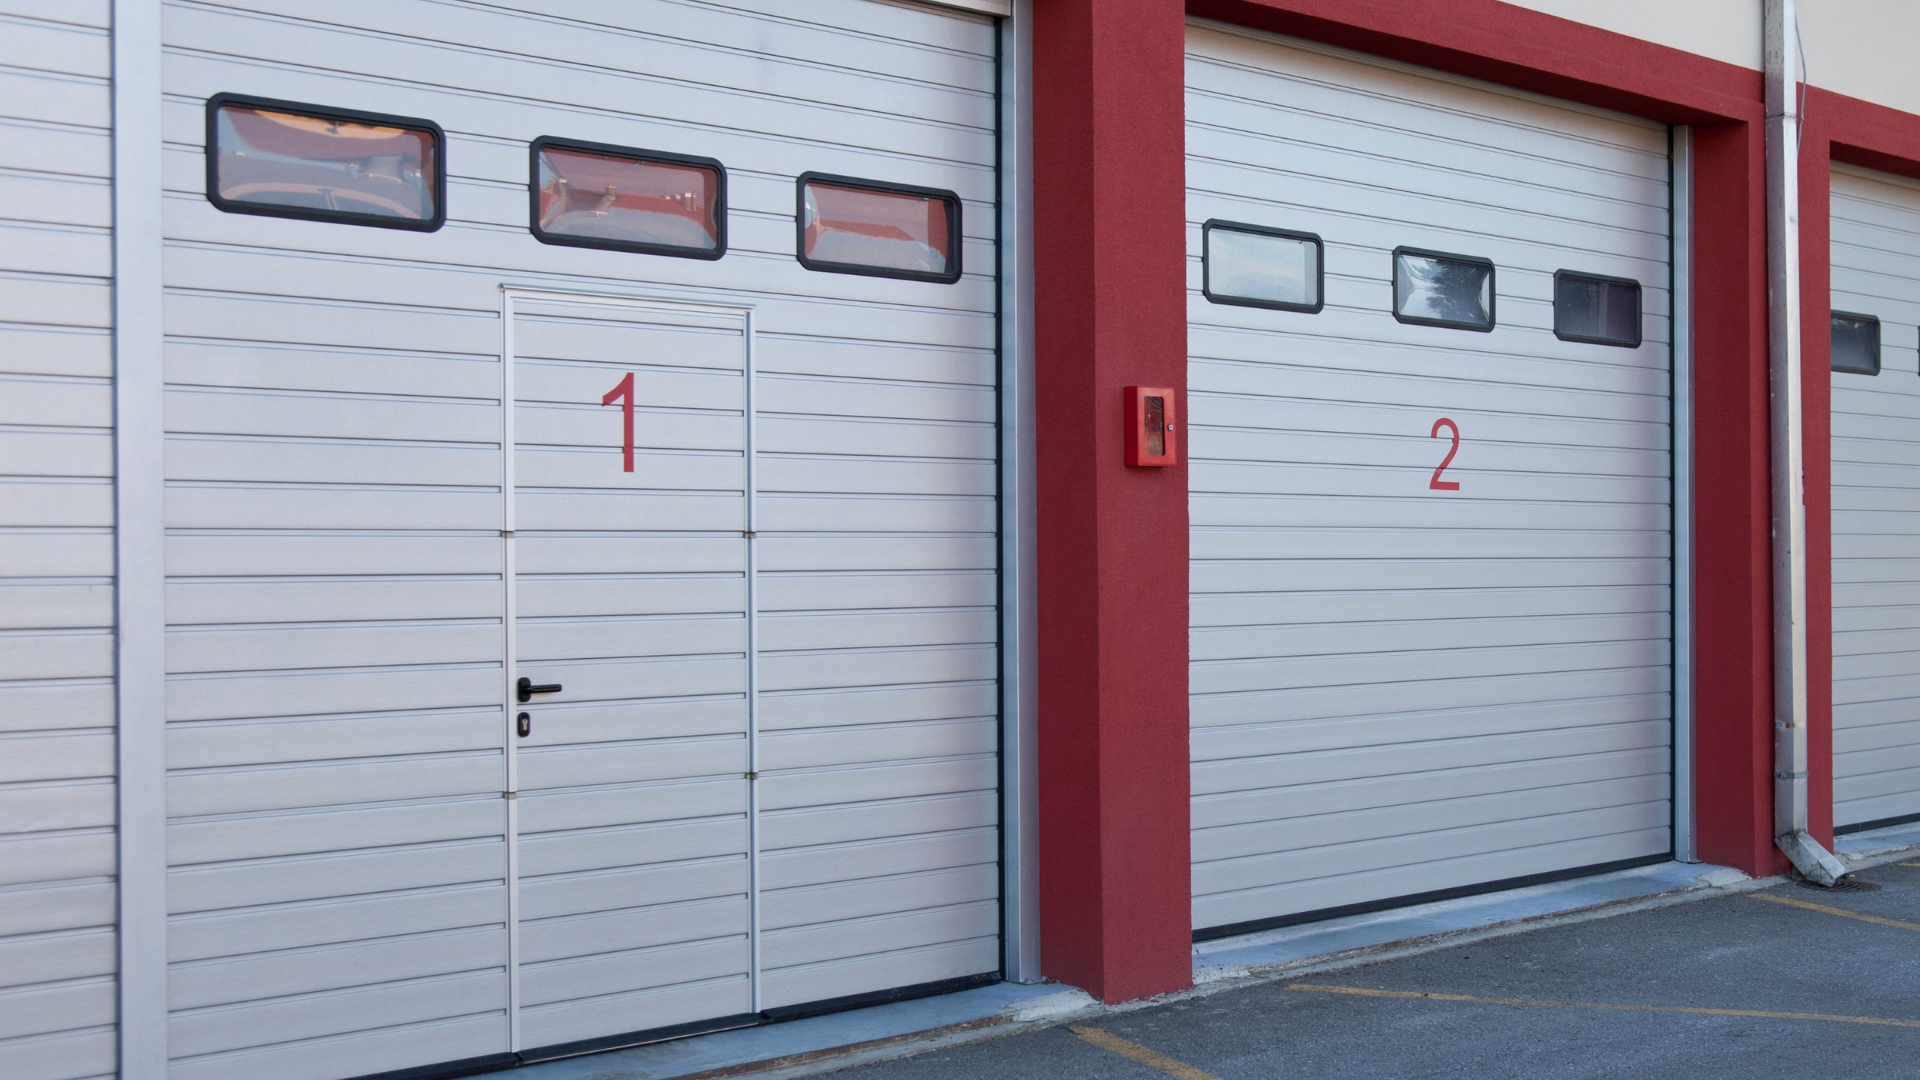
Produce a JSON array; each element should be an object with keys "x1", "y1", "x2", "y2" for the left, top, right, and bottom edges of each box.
[
  {"x1": 500, "y1": 530, "x2": 515, "y2": 538},
  {"x1": 502, "y1": 791, "x2": 518, "y2": 800},
  {"x1": 742, "y1": 530, "x2": 756, "y2": 539},
  {"x1": 745, "y1": 771, "x2": 758, "y2": 781}
]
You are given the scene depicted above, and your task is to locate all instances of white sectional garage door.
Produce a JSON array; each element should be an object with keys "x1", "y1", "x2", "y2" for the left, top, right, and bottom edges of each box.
[
  {"x1": 1831, "y1": 165, "x2": 1920, "y2": 832},
  {"x1": 161, "y1": 3, "x2": 1000, "y2": 1078},
  {"x1": 1186, "y1": 24, "x2": 1674, "y2": 934}
]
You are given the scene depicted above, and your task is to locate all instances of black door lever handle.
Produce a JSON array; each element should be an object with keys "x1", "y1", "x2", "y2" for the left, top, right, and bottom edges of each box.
[{"x1": 517, "y1": 677, "x2": 562, "y2": 703}]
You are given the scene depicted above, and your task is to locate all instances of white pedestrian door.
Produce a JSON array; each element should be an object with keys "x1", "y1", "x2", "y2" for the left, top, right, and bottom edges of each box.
[
  {"x1": 508, "y1": 294, "x2": 754, "y2": 1047},
  {"x1": 1831, "y1": 165, "x2": 1920, "y2": 832}
]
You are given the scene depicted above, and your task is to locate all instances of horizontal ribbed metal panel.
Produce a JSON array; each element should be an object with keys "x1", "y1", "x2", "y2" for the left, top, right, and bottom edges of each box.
[
  {"x1": 1186, "y1": 22, "x2": 1672, "y2": 934},
  {"x1": 160, "y1": 2, "x2": 998, "y2": 1077},
  {"x1": 0, "y1": 3, "x2": 119, "y2": 1078},
  {"x1": 1831, "y1": 164, "x2": 1920, "y2": 830}
]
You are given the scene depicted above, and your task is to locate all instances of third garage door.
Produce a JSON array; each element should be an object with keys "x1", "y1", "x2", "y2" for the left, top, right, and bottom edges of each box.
[
  {"x1": 1831, "y1": 164, "x2": 1920, "y2": 833},
  {"x1": 1186, "y1": 23, "x2": 1675, "y2": 935}
]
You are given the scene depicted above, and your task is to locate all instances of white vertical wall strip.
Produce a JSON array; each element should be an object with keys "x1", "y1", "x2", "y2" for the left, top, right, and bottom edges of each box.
[
  {"x1": 1671, "y1": 126, "x2": 1696, "y2": 862},
  {"x1": 113, "y1": 0, "x2": 168, "y2": 1076},
  {"x1": 996, "y1": 0, "x2": 1041, "y2": 984}
]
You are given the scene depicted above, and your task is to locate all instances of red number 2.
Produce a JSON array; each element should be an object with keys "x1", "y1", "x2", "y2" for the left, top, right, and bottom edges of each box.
[
  {"x1": 602, "y1": 372, "x2": 635, "y2": 473},
  {"x1": 1429, "y1": 417, "x2": 1461, "y2": 491}
]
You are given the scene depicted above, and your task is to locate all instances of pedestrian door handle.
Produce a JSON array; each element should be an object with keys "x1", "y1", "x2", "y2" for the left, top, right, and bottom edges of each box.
[{"x1": 517, "y1": 677, "x2": 562, "y2": 703}]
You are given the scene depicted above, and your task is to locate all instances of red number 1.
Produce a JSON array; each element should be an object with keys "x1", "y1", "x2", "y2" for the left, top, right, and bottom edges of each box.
[
  {"x1": 1429, "y1": 417, "x2": 1461, "y2": 491},
  {"x1": 602, "y1": 372, "x2": 635, "y2": 472}
]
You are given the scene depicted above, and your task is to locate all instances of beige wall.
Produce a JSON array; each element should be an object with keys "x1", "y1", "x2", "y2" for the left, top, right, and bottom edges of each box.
[
  {"x1": 1501, "y1": 0, "x2": 1761, "y2": 70},
  {"x1": 1505, "y1": 0, "x2": 1920, "y2": 116},
  {"x1": 1800, "y1": 0, "x2": 1920, "y2": 117}
]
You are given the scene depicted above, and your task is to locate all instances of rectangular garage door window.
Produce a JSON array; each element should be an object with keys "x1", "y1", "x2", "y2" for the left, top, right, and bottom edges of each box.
[
  {"x1": 1553, "y1": 271, "x2": 1642, "y2": 347},
  {"x1": 1832, "y1": 311, "x2": 1882, "y2": 375},
  {"x1": 1202, "y1": 220, "x2": 1323, "y2": 312},
  {"x1": 1392, "y1": 247, "x2": 1494, "y2": 331},
  {"x1": 530, "y1": 137, "x2": 725, "y2": 259},
  {"x1": 205, "y1": 93, "x2": 443, "y2": 230},
  {"x1": 796, "y1": 172, "x2": 961, "y2": 283}
]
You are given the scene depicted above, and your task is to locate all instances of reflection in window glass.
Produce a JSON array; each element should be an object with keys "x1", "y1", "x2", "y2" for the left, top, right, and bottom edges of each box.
[
  {"x1": 208, "y1": 97, "x2": 440, "y2": 227},
  {"x1": 533, "y1": 142, "x2": 722, "y2": 256},
  {"x1": 1554, "y1": 272, "x2": 1642, "y2": 347},
  {"x1": 1204, "y1": 223, "x2": 1320, "y2": 311},
  {"x1": 1832, "y1": 312, "x2": 1881, "y2": 375},
  {"x1": 799, "y1": 176, "x2": 958, "y2": 282},
  {"x1": 1393, "y1": 248, "x2": 1493, "y2": 331}
]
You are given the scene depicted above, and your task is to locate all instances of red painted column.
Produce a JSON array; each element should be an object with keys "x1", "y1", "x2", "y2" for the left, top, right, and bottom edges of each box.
[
  {"x1": 1031, "y1": 0, "x2": 1193, "y2": 1002},
  {"x1": 1800, "y1": 125, "x2": 1835, "y2": 846},
  {"x1": 1690, "y1": 119, "x2": 1789, "y2": 876}
]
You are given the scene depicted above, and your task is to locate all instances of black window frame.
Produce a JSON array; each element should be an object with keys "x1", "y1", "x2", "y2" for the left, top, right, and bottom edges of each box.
[
  {"x1": 1551, "y1": 269, "x2": 1644, "y2": 348},
  {"x1": 1201, "y1": 219, "x2": 1325, "y2": 314},
  {"x1": 204, "y1": 92, "x2": 447, "y2": 232},
  {"x1": 794, "y1": 171, "x2": 963, "y2": 284},
  {"x1": 1831, "y1": 310, "x2": 1883, "y2": 376},
  {"x1": 1391, "y1": 245, "x2": 1496, "y2": 332},
  {"x1": 528, "y1": 136, "x2": 727, "y2": 260}
]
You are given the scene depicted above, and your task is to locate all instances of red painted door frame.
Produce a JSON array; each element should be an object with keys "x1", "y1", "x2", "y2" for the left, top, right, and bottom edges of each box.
[{"x1": 1031, "y1": 0, "x2": 1920, "y2": 1002}]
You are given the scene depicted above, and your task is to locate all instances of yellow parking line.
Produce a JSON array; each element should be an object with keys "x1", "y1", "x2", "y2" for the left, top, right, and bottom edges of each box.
[
  {"x1": 1897, "y1": 862, "x2": 1920, "y2": 868},
  {"x1": 1749, "y1": 891, "x2": 1920, "y2": 932},
  {"x1": 1285, "y1": 983, "x2": 1920, "y2": 1029},
  {"x1": 1069, "y1": 1025, "x2": 1224, "y2": 1080}
]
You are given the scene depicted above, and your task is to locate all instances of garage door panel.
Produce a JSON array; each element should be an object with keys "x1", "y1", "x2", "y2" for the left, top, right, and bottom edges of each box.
[
  {"x1": 166, "y1": 668, "x2": 503, "y2": 724},
  {"x1": 757, "y1": 645, "x2": 995, "y2": 694},
  {"x1": 1186, "y1": 166, "x2": 1666, "y2": 269},
  {"x1": 515, "y1": 857, "x2": 747, "y2": 927},
  {"x1": 1194, "y1": 721, "x2": 1670, "y2": 795},
  {"x1": 757, "y1": 683, "x2": 997, "y2": 732},
  {"x1": 759, "y1": 572, "x2": 994, "y2": 613},
  {"x1": 1195, "y1": 426, "x2": 1670, "y2": 479},
  {"x1": 1194, "y1": 747, "x2": 1670, "y2": 831},
  {"x1": 755, "y1": 537, "x2": 994, "y2": 574},
  {"x1": 1196, "y1": 772, "x2": 1670, "y2": 863},
  {"x1": 1193, "y1": 692, "x2": 1670, "y2": 761},
  {"x1": 757, "y1": 793, "x2": 997, "y2": 851},
  {"x1": 1194, "y1": 827, "x2": 1671, "y2": 932},
  {"x1": 518, "y1": 738, "x2": 746, "y2": 793},
  {"x1": 1195, "y1": 802, "x2": 1666, "y2": 902},
  {"x1": 1834, "y1": 170, "x2": 1920, "y2": 826},
  {"x1": 516, "y1": 615, "x2": 744, "y2": 664},
  {"x1": 1194, "y1": 612, "x2": 1669, "y2": 663},
  {"x1": 754, "y1": 495, "x2": 992, "y2": 535},
  {"x1": 1186, "y1": 51, "x2": 1666, "y2": 179},
  {"x1": 1184, "y1": 118, "x2": 1665, "y2": 226},
  {"x1": 757, "y1": 759, "x2": 996, "y2": 814},
  {"x1": 1190, "y1": 323, "x2": 1671, "y2": 400},
  {"x1": 1193, "y1": 638, "x2": 1666, "y2": 697},
  {"x1": 755, "y1": 866, "x2": 996, "y2": 936},
  {"x1": 1195, "y1": 586, "x2": 1668, "y2": 627},
  {"x1": 756, "y1": 938, "x2": 998, "y2": 1012},
  {"x1": 167, "y1": 926, "x2": 503, "y2": 1013},
  {"x1": 1192, "y1": 461, "x2": 1667, "y2": 506},
  {"x1": 1192, "y1": 528, "x2": 1667, "y2": 561},
  {"x1": 168, "y1": 757, "x2": 501, "y2": 819},
  {"x1": 168, "y1": 841, "x2": 504, "y2": 915},
  {"x1": 1188, "y1": 22, "x2": 1671, "y2": 930}
]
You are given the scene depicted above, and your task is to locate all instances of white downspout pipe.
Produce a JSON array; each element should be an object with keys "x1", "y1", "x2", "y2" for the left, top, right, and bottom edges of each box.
[{"x1": 1765, "y1": 0, "x2": 1848, "y2": 885}]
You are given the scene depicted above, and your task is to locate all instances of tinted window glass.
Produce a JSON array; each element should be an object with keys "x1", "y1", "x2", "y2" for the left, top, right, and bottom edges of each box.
[
  {"x1": 1832, "y1": 312, "x2": 1881, "y2": 375},
  {"x1": 532, "y1": 140, "x2": 723, "y2": 258},
  {"x1": 798, "y1": 175, "x2": 959, "y2": 282},
  {"x1": 1203, "y1": 222, "x2": 1321, "y2": 312},
  {"x1": 1393, "y1": 248, "x2": 1493, "y2": 331},
  {"x1": 207, "y1": 96, "x2": 441, "y2": 229},
  {"x1": 1554, "y1": 272, "x2": 1642, "y2": 347}
]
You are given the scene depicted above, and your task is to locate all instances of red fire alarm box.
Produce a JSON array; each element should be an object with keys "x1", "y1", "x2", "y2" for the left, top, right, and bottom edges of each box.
[{"x1": 1125, "y1": 386, "x2": 1177, "y2": 467}]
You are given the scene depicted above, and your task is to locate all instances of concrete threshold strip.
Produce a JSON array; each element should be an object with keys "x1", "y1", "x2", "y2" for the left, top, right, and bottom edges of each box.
[
  {"x1": 1282, "y1": 983, "x2": 1920, "y2": 1030},
  {"x1": 519, "y1": 830, "x2": 1920, "y2": 1080}
]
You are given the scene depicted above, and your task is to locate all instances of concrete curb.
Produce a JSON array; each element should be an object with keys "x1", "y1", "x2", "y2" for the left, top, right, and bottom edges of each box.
[{"x1": 663, "y1": 867, "x2": 1796, "y2": 1080}]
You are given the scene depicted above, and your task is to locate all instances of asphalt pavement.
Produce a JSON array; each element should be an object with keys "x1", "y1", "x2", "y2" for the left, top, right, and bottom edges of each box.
[{"x1": 834, "y1": 861, "x2": 1920, "y2": 1079}]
